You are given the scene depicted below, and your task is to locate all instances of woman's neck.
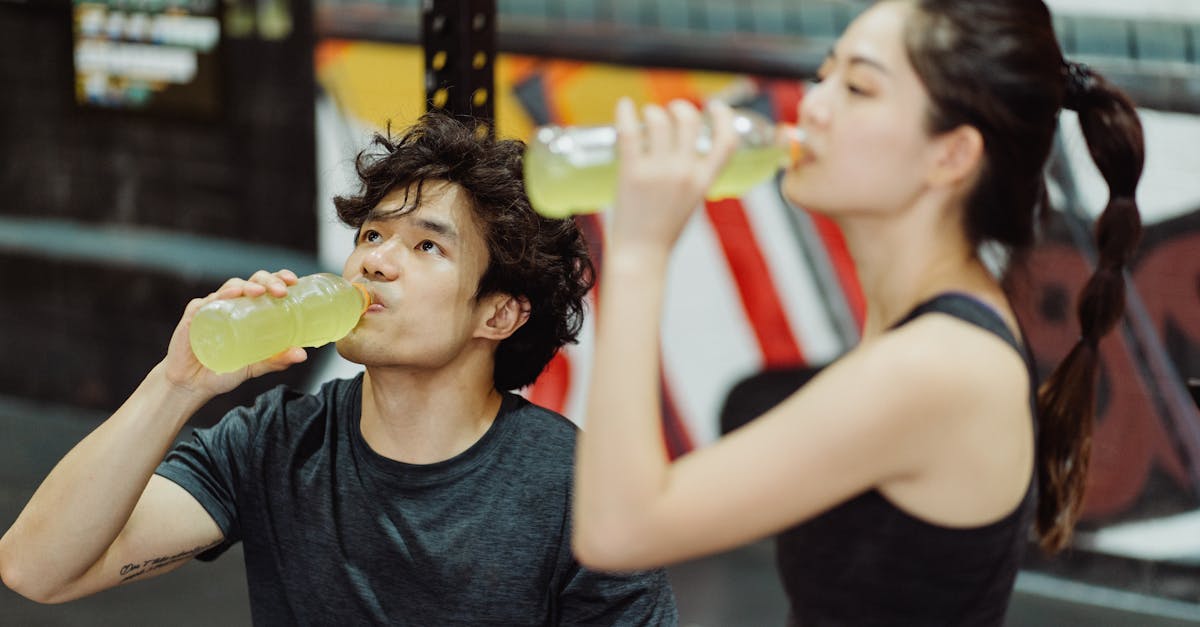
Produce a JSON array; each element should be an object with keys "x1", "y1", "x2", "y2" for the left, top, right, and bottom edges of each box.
[{"x1": 835, "y1": 203, "x2": 993, "y2": 339}]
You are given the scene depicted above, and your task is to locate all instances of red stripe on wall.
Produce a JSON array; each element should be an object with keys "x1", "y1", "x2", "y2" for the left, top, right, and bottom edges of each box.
[
  {"x1": 767, "y1": 78, "x2": 804, "y2": 125},
  {"x1": 525, "y1": 351, "x2": 571, "y2": 415},
  {"x1": 807, "y1": 211, "x2": 866, "y2": 330},
  {"x1": 660, "y1": 371, "x2": 695, "y2": 459},
  {"x1": 705, "y1": 197, "x2": 806, "y2": 368}
]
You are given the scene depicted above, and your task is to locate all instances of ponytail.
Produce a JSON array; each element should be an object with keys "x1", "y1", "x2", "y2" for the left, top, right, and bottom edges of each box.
[{"x1": 1035, "y1": 62, "x2": 1145, "y2": 553}]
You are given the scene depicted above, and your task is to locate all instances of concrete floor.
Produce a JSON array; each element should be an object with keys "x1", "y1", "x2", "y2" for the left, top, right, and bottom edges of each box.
[{"x1": 3, "y1": 395, "x2": 1199, "y2": 626}]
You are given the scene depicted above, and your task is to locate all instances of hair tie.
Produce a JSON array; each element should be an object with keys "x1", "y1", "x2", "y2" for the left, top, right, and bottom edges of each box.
[{"x1": 1062, "y1": 60, "x2": 1096, "y2": 111}]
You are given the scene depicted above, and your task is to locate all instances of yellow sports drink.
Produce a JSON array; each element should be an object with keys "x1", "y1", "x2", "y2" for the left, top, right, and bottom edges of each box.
[
  {"x1": 189, "y1": 273, "x2": 371, "y2": 373},
  {"x1": 524, "y1": 108, "x2": 805, "y2": 218}
]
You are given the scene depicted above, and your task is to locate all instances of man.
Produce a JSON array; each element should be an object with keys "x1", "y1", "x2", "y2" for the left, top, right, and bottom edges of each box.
[{"x1": 0, "y1": 111, "x2": 677, "y2": 625}]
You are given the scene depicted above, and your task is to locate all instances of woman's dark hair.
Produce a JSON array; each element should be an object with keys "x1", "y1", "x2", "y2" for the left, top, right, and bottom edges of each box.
[
  {"x1": 900, "y1": 0, "x2": 1144, "y2": 552},
  {"x1": 333, "y1": 111, "x2": 595, "y2": 391}
]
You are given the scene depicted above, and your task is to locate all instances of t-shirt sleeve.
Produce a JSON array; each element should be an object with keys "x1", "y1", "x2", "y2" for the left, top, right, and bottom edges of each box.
[
  {"x1": 557, "y1": 561, "x2": 679, "y2": 626},
  {"x1": 154, "y1": 393, "x2": 272, "y2": 562}
]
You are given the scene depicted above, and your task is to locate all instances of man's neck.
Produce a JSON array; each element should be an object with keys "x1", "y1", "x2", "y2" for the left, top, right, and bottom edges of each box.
[{"x1": 359, "y1": 367, "x2": 503, "y2": 465}]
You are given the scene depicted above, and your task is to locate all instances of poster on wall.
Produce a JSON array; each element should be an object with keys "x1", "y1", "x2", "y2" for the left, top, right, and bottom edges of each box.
[{"x1": 71, "y1": 0, "x2": 222, "y2": 117}]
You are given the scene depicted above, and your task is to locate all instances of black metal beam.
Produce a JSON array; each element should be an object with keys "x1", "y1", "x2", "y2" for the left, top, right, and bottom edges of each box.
[{"x1": 421, "y1": 0, "x2": 496, "y2": 133}]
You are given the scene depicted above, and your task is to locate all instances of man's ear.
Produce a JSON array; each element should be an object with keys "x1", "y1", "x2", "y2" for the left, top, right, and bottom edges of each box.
[
  {"x1": 478, "y1": 294, "x2": 531, "y2": 341},
  {"x1": 928, "y1": 124, "x2": 984, "y2": 189}
]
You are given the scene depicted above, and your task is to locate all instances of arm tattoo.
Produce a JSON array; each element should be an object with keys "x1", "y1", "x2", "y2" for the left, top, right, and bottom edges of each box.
[{"x1": 118, "y1": 539, "x2": 223, "y2": 583}]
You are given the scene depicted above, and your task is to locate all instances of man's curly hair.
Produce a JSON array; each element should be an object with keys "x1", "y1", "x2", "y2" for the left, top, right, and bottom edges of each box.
[{"x1": 333, "y1": 111, "x2": 595, "y2": 391}]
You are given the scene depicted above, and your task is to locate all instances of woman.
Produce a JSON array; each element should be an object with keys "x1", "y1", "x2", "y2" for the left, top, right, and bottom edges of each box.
[{"x1": 572, "y1": 0, "x2": 1144, "y2": 624}]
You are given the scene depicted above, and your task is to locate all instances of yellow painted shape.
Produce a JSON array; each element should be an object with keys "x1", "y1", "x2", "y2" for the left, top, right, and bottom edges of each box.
[
  {"x1": 316, "y1": 41, "x2": 746, "y2": 140},
  {"x1": 316, "y1": 41, "x2": 427, "y2": 130}
]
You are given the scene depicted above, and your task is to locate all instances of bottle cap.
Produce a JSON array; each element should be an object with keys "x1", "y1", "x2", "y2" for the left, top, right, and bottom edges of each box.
[
  {"x1": 352, "y1": 282, "x2": 372, "y2": 316},
  {"x1": 777, "y1": 125, "x2": 808, "y2": 167}
]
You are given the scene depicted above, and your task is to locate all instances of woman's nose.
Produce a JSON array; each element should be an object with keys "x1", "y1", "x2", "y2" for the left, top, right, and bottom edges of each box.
[{"x1": 799, "y1": 79, "x2": 831, "y2": 129}]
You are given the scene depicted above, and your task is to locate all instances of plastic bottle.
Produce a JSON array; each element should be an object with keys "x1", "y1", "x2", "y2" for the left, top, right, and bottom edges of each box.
[
  {"x1": 188, "y1": 273, "x2": 371, "y2": 373},
  {"x1": 523, "y1": 108, "x2": 806, "y2": 218}
]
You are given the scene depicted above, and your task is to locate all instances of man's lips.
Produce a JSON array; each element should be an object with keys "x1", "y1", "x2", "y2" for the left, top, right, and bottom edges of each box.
[
  {"x1": 363, "y1": 287, "x2": 388, "y2": 312},
  {"x1": 365, "y1": 291, "x2": 386, "y2": 311}
]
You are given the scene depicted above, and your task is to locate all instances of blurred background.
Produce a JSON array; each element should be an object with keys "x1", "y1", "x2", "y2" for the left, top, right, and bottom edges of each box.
[{"x1": 2, "y1": 0, "x2": 1200, "y2": 624}]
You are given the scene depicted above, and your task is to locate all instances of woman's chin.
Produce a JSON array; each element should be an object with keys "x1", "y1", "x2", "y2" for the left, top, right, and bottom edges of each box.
[{"x1": 779, "y1": 187, "x2": 827, "y2": 216}]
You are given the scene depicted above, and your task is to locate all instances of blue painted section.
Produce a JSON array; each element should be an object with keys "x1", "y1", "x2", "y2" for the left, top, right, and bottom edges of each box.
[{"x1": 0, "y1": 216, "x2": 327, "y2": 282}]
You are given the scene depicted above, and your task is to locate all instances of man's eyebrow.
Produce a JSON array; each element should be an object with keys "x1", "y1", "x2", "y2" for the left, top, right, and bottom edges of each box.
[
  {"x1": 358, "y1": 209, "x2": 459, "y2": 241},
  {"x1": 413, "y1": 216, "x2": 458, "y2": 241}
]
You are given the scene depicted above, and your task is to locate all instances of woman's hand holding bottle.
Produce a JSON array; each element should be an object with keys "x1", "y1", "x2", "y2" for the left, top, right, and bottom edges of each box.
[{"x1": 609, "y1": 98, "x2": 741, "y2": 257}]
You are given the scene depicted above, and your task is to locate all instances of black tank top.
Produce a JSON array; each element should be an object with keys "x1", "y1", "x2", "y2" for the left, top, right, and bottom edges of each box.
[{"x1": 776, "y1": 293, "x2": 1038, "y2": 627}]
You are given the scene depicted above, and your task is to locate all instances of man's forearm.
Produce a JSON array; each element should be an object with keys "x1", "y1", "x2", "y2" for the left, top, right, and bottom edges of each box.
[{"x1": 0, "y1": 362, "x2": 210, "y2": 600}]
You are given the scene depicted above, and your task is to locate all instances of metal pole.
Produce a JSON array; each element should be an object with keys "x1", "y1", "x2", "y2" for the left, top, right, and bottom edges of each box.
[{"x1": 421, "y1": 0, "x2": 496, "y2": 135}]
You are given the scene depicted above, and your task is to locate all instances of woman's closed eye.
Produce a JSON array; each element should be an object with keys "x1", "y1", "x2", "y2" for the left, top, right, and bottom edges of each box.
[
  {"x1": 846, "y1": 82, "x2": 870, "y2": 96},
  {"x1": 814, "y1": 53, "x2": 876, "y2": 97},
  {"x1": 813, "y1": 71, "x2": 870, "y2": 97}
]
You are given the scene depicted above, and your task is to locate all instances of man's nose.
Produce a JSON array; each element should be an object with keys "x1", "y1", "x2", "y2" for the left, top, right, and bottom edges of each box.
[{"x1": 360, "y1": 244, "x2": 400, "y2": 280}]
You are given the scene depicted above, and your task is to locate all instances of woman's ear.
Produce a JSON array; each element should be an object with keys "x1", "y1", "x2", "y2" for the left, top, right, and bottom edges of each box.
[
  {"x1": 477, "y1": 294, "x2": 531, "y2": 341},
  {"x1": 929, "y1": 124, "x2": 984, "y2": 189}
]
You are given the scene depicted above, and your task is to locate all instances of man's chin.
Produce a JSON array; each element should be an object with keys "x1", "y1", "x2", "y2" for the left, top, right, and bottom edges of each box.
[{"x1": 334, "y1": 340, "x2": 364, "y2": 364}]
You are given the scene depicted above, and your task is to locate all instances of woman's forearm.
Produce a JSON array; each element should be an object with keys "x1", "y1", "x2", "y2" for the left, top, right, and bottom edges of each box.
[{"x1": 574, "y1": 245, "x2": 674, "y2": 567}]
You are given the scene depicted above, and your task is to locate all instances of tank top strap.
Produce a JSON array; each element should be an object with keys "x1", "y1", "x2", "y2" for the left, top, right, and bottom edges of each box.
[
  {"x1": 891, "y1": 292, "x2": 1021, "y2": 354},
  {"x1": 892, "y1": 292, "x2": 1040, "y2": 418}
]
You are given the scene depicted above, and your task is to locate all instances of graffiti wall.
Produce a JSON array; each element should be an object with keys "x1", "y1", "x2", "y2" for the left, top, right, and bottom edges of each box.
[{"x1": 312, "y1": 40, "x2": 1200, "y2": 580}]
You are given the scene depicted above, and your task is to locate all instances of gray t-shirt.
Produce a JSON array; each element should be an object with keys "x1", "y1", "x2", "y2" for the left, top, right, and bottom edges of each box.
[{"x1": 156, "y1": 374, "x2": 677, "y2": 626}]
